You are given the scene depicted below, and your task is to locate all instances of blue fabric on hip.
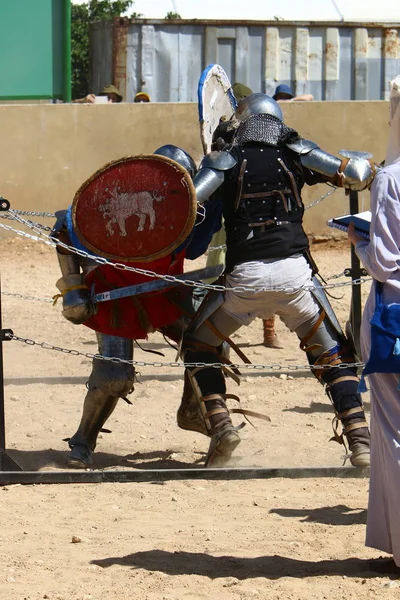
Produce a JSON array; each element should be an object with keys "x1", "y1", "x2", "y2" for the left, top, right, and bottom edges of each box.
[{"x1": 359, "y1": 280, "x2": 400, "y2": 392}]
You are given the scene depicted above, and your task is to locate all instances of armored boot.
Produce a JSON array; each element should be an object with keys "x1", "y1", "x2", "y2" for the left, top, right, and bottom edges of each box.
[
  {"x1": 262, "y1": 316, "x2": 284, "y2": 349},
  {"x1": 180, "y1": 346, "x2": 242, "y2": 467},
  {"x1": 177, "y1": 370, "x2": 208, "y2": 435},
  {"x1": 67, "y1": 334, "x2": 135, "y2": 468},
  {"x1": 177, "y1": 372, "x2": 240, "y2": 467},
  {"x1": 297, "y1": 307, "x2": 370, "y2": 467},
  {"x1": 176, "y1": 342, "x2": 232, "y2": 436},
  {"x1": 188, "y1": 368, "x2": 242, "y2": 467},
  {"x1": 201, "y1": 393, "x2": 241, "y2": 467},
  {"x1": 67, "y1": 388, "x2": 120, "y2": 468},
  {"x1": 334, "y1": 407, "x2": 370, "y2": 467},
  {"x1": 325, "y1": 373, "x2": 370, "y2": 467}
]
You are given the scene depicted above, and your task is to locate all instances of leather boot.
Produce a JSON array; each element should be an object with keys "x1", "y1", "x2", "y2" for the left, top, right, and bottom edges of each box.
[
  {"x1": 202, "y1": 394, "x2": 241, "y2": 467},
  {"x1": 263, "y1": 316, "x2": 284, "y2": 349},
  {"x1": 177, "y1": 371, "x2": 208, "y2": 435},
  {"x1": 336, "y1": 407, "x2": 370, "y2": 467},
  {"x1": 342, "y1": 408, "x2": 370, "y2": 467},
  {"x1": 345, "y1": 427, "x2": 370, "y2": 467}
]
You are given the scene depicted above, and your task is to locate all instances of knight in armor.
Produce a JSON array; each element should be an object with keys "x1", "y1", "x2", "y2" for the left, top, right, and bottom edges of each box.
[
  {"x1": 179, "y1": 93, "x2": 376, "y2": 468},
  {"x1": 209, "y1": 84, "x2": 283, "y2": 348},
  {"x1": 52, "y1": 145, "x2": 222, "y2": 468}
]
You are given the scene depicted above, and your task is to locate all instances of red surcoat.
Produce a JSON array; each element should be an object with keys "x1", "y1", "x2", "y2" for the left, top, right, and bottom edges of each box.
[{"x1": 83, "y1": 251, "x2": 186, "y2": 339}]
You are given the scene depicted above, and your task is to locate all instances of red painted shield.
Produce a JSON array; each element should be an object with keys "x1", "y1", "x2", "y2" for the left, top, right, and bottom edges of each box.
[{"x1": 72, "y1": 154, "x2": 197, "y2": 262}]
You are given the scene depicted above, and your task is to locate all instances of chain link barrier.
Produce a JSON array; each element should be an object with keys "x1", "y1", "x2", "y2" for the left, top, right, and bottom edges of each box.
[
  {"x1": 1, "y1": 270, "x2": 351, "y2": 304},
  {"x1": 0, "y1": 200, "x2": 368, "y2": 374},
  {"x1": 303, "y1": 185, "x2": 337, "y2": 210},
  {"x1": 1, "y1": 291, "x2": 53, "y2": 303},
  {"x1": 0, "y1": 215, "x2": 371, "y2": 294},
  {"x1": 0, "y1": 212, "x2": 53, "y2": 231},
  {"x1": 4, "y1": 209, "x2": 55, "y2": 218},
  {"x1": 5, "y1": 331, "x2": 365, "y2": 373}
]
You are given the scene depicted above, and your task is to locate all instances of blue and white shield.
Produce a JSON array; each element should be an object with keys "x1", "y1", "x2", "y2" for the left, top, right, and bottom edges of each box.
[{"x1": 198, "y1": 64, "x2": 237, "y2": 155}]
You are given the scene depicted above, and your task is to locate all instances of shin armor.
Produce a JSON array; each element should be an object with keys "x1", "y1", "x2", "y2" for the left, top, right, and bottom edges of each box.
[
  {"x1": 298, "y1": 313, "x2": 370, "y2": 466},
  {"x1": 68, "y1": 334, "x2": 135, "y2": 467},
  {"x1": 180, "y1": 346, "x2": 241, "y2": 466}
]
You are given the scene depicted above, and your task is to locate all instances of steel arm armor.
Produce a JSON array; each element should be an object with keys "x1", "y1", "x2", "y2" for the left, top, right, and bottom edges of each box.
[
  {"x1": 287, "y1": 139, "x2": 376, "y2": 191},
  {"x1": 52, "y1": 213, "x2": 95, "y2": 325},
  {"x1": 193, "y1": 151, "x2": 237, "y2": 204}
]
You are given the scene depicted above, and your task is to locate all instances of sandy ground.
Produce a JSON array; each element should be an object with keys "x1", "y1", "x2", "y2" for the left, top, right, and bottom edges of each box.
[{"x1": 0, "y1": 234, "x2": 397, "y2": 600}]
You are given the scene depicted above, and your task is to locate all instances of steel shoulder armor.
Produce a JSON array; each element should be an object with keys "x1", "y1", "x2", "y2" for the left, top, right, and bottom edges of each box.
[
  {"x1": 194, "y1": 151, "x2": 237, "y2": 204},
  {"x1": 287, "y1": 139, "x2": 376, "y2": 191}
]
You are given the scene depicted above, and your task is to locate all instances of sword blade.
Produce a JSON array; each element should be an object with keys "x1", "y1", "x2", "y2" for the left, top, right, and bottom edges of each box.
[{"x1": 93, "y1": 264, "x2": 224, "y2": 304}]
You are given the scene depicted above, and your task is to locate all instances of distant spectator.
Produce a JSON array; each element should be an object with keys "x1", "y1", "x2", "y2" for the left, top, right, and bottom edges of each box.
[
  {"x1": 72, "y1": 84, "x2": 123, "y2": 104},
  {"x1": 273, "y1": 83, "x2": 313, "y2": 102},
  {"x1": 134, "y1": 92, "x2": 151, "y2": 103},
  {"x1": 100, "y1": 85, "x2": 123, "y2": 103},
  {"x1": 72, "y1": 94, "x2": 96, "y2": 104}
]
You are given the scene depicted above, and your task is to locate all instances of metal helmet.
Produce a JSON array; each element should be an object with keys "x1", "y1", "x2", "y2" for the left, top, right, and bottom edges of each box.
[
  {"x1": 235, "y1": 93, "x2": 283, "y2": 122},
  {"x1": 153, "y1": 144, "x2": 197, "y2": 178}
]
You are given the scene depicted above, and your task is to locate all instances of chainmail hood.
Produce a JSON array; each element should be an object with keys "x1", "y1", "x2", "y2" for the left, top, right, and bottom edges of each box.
[{"x1": 232, "y1": 113, "x2": 300, "y2": 147}]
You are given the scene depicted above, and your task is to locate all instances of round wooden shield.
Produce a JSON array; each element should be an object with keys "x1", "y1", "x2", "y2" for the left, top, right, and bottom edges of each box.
[{"x1": 72, "y1": 154, "x2": 197, "y2": 263}]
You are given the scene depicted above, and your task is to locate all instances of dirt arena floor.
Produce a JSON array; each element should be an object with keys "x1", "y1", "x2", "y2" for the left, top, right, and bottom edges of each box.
[{"x1": 0, "y1": 234, "x2": 397, "y2": 599}]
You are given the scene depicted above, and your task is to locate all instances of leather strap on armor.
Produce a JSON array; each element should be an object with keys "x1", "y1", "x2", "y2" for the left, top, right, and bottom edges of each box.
[
  {"x1": 52, "y1": 283, "x2": 89, "y2": 305},
  {"x1": 241, "y1": 189, "x2": 292, "y2": 199},
  {"x1": 203, "y1": 318, "x2": 251, "y2": 365},
  {"x1": 235, "y1": 159, "x2": 248, "y2": 211},
  {"x1": 277, "y1": 158, "x2": 302, "y2": 206},
  {"x1": 330, "y1": 406, "x2": 369, "y2": 446},
  {"x1": 333, "y1": 157, "x2": 350, "y2": 187},
  {"x1": 299, "y1": 311, "x2": 326, "y2": 353}
]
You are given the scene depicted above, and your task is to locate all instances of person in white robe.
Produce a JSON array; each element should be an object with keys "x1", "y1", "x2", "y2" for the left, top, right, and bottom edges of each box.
[{"x1": 348, "y1": 75, "x2": 400, "y2": 568}]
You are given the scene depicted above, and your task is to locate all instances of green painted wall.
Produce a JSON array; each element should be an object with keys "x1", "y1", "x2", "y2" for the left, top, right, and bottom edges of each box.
[{"x1": 0, "y1": 0, "x2": 70, "y2": 100}]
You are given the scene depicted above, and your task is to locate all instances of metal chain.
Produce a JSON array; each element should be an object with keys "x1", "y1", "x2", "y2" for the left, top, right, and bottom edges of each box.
[
  {"x1": 304, "y1": 185, "x2": 337, "y2": 210},
  {"x1": 324, "y1": 270, "x2": 346, "y2": 280},
  {"x1": 1, "y1": 291, "x2": 53, "y2": 303},
  {"x1": 0, "y1": 218, "x2": 371, "y2": 294},
  {"x1": 5, "y1": 332, "x2": 365, "y2": 372},
  {"x1": 207, "y1": 244, "x2": 226, "y2": 252},
  {"x1": 3, "y1": 183, "x2": 333, "y2": 221},
  {"x1": 8, "y1": 209, "x2": 55, "y2": 218},
  {"x1": 0, "y1": 212, "x2": 52, "y2": 231},
  {"x1": 1, "y1": 268, "x2": 350, "y2": 305}
]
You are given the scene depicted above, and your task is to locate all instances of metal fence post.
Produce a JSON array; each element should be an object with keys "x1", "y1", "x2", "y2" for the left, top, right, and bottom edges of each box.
[
  {"x1": 0, "y1": 196, "x2": 22, "y2": 471},
  {"x1": 347, "y1": 190, "x2": 363, "y2": 358}
]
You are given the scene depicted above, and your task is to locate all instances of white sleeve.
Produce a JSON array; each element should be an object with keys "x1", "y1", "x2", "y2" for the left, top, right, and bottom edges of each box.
[{"x1": 354, "y1": 170, "x2": 400, "y2": 282}]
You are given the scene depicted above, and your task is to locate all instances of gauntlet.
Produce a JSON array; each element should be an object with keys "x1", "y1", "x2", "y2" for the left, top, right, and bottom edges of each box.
[{"x1": 55, "y1": 274, "x2": 95, "y2": 324}]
